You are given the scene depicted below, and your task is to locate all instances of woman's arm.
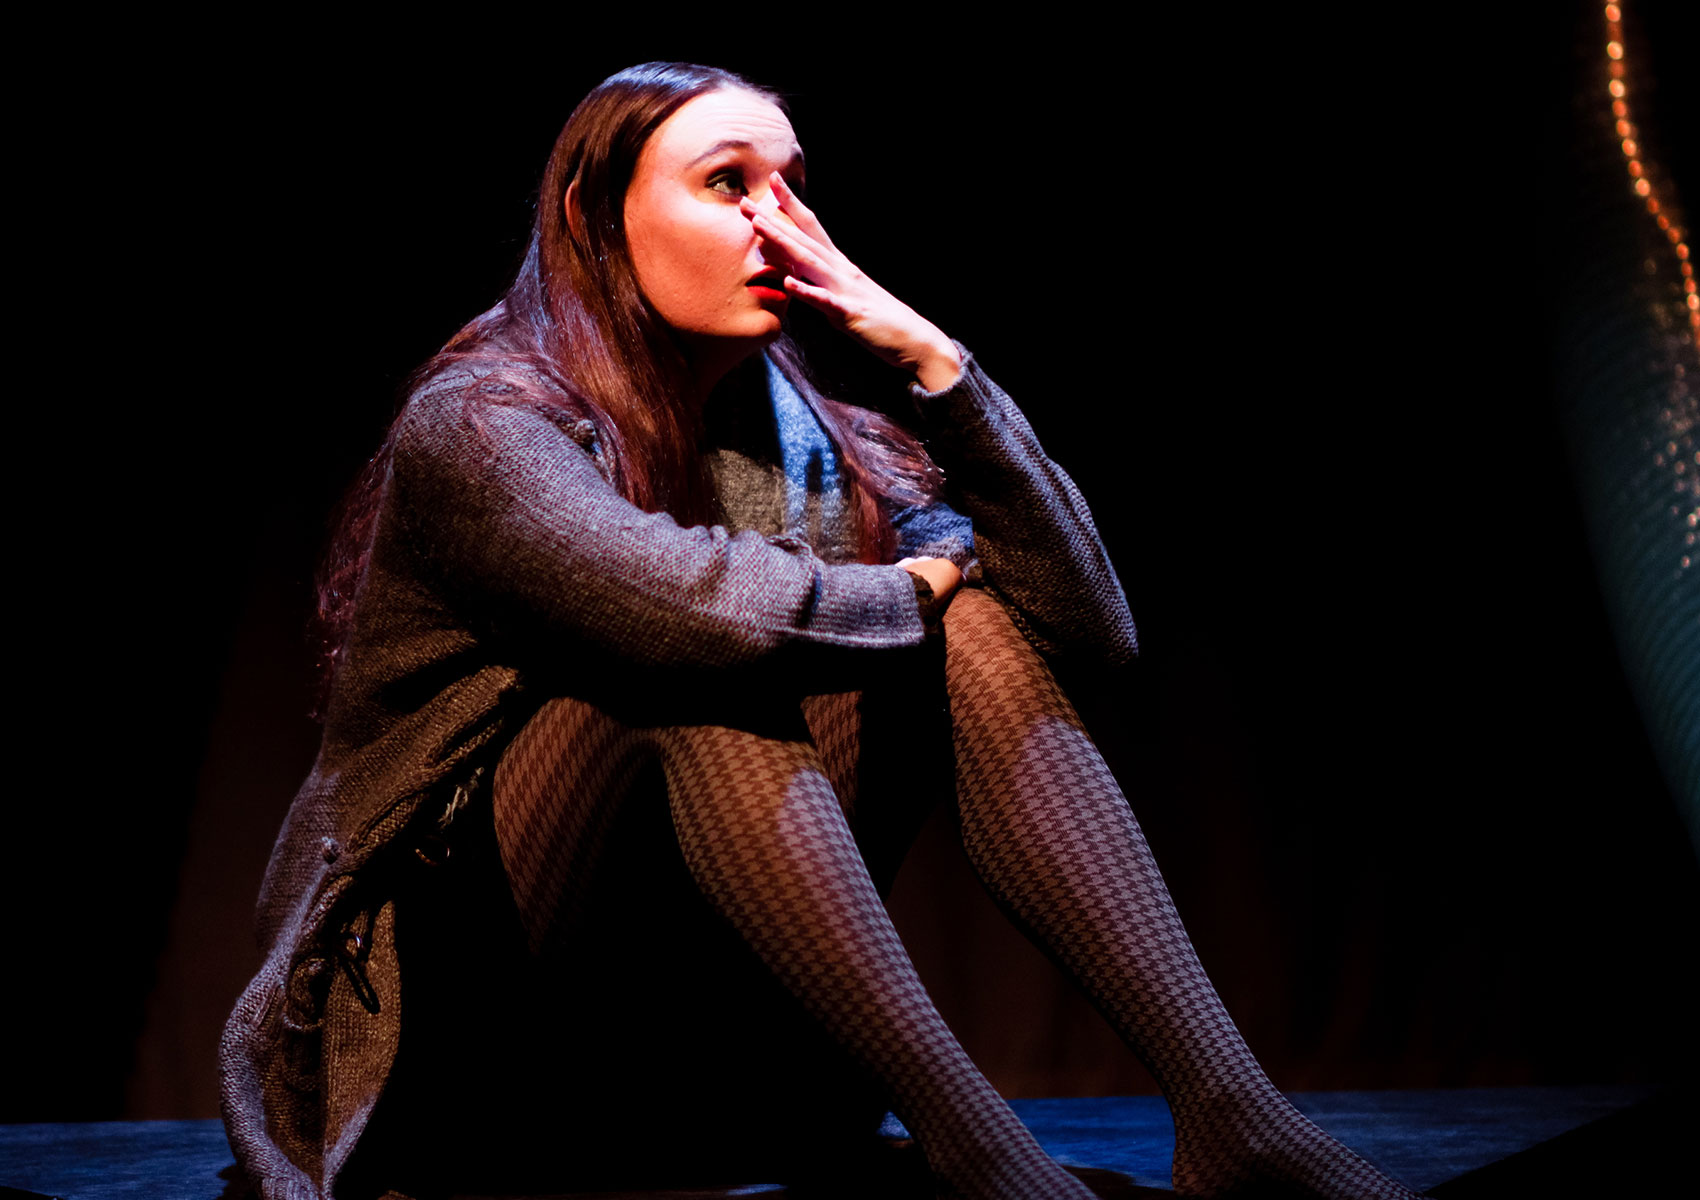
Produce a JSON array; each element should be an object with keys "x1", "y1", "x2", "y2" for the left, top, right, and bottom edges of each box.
[
  {"x1": 743, "y1": 175, "x2": 1137, "y2": 664},
  {"x1": 907, "y1": 349, "x2": 1138, "y2": 664},
  {"x1": 392, "y1": 375, "x2": 929, "y2": 674}
]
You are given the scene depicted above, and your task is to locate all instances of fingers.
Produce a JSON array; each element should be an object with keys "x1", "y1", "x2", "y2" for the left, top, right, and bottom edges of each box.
[
  {"x1": 736, "y1": 195, "x2": 852, "y2": 322},
  {"x1": 741, "y1": 201, "x2": 834, "y2": 285},
  {"x1": 738, "y1": 181, "x2": 935, "y2": 366},
  {"x1": 782, "y1": 273, "x2": 839, "y2": 314},
  {"x1": 769, "y1": 172, "x2": 838, "y2": 253}
]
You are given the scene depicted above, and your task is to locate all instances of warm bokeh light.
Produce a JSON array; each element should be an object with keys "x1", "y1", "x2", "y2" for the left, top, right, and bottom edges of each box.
[
  {"x1": 1604, "y1": 4, "x2": 1700, "y2": 583},
  {"x1": 1605, "y1": 2, "x2": 1696, "y2": 337}
]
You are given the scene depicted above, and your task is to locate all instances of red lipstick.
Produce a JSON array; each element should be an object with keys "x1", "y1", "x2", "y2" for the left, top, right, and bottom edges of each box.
[{"x1": 746, "y1": 267, "x2": 788, "y2": 303}]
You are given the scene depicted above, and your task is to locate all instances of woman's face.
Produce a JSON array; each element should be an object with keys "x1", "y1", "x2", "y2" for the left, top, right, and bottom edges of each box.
[{"x1": 620, "y1": 88, "x2": 805, "y2": 372}]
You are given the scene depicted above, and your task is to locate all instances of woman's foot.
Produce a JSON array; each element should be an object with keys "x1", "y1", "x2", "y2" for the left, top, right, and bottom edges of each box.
[{"x1": 1170, "y1": 1086, "x2": 1420, "y2": 1199}]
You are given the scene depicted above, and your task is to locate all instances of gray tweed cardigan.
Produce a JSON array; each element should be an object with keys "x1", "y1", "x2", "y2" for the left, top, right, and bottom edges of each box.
[{"x1": 218, "y1": 347, "x2": 1137, "y2": 1200}]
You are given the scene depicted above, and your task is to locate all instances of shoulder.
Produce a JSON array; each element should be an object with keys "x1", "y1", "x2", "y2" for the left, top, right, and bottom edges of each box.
[
  {"x1": 398, "y1": 356, "x2": 600, "y2": 463},
  {"x1": 401, "y1": 355, "x2": 570, "y2": 424}
]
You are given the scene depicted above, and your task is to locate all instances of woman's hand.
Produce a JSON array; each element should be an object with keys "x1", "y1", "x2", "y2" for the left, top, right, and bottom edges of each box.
[
  {"x1": 898, "y1": 556, "x2": 964, "y2": 607},
  {"x1": 741, "y1": 174, "x2": 962, "y2": 392}
]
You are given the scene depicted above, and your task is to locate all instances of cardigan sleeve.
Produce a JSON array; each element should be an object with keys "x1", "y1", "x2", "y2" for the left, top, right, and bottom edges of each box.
[
  {"x1": 909, "y1": 348, "x2": 1138, "y2": 664},
  {"x1": 392, "y1": 379, "x2": 928, "y2": 674}
]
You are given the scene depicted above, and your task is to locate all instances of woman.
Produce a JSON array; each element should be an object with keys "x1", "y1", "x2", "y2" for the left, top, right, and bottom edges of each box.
[{"x1": 220, "y1": 63, "x2": 1420, "y2": 1200}]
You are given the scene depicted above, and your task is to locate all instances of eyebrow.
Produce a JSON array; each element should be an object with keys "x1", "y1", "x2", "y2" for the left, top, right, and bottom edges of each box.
[{"x1": 685, "y1": 139, "x2": 807, "y2": 177}]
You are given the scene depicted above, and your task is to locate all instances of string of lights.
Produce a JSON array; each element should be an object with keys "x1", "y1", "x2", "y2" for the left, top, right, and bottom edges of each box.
[
  {"x1": 1602, "y1": 2, "x2": 1698, "y2": 573},
  {"x1": 1604, "y1": 2, "x2": 1698, "y2": 342}
]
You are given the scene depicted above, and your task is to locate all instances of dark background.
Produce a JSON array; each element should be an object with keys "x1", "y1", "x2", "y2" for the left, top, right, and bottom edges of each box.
[{"x1": 7, "y1": 3, "x2": 1697, "y2": 1124}]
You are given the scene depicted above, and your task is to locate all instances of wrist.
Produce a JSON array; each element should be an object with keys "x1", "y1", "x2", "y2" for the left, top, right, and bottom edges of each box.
[
  {"x1": 909, "y1": 332, "x2": 962, "y2": 393},
  {"x1": 900, "y1": 556, "x2": 963, "y2": 601}
]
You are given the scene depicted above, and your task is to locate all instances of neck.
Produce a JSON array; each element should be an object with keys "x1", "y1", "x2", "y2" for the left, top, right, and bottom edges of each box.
[
  {"x1": 700, "y1": 349, "x2": 770, "y2": 415},
  {"x1": 685, "y1": 337, "x2": 773, "y2": 413}
]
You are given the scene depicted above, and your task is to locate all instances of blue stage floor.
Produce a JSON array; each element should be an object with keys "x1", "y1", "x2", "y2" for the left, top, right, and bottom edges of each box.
[{"x1": 0, "y1": 1085, "x2": 1679, "y2": 1198}]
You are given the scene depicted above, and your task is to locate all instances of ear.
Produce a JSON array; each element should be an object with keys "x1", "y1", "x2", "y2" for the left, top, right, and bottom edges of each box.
[{"x1": 564, "y1": 178, "x2": 587, "y2": 243}]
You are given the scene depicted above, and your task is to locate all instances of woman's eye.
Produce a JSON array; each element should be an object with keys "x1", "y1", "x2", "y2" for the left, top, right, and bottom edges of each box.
[{"x1": 707, "y1": 170, "x2": 746, "y2": 197}]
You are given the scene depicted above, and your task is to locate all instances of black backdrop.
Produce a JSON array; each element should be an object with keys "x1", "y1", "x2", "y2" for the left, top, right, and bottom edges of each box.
[{"x1": 7, "y1": 4, "x2": 1697, "y2": 1124}]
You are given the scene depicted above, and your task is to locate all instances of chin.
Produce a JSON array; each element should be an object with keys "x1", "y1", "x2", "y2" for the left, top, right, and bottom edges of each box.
[
  {"x1": 735, "y1": 314, "x2": 786, "y2": 348},
  {"x1": 729, "y1": 328, "x2": 783, "y2": 368},
  {"x1": 685, "y1": 317, "x2": 787, "y2": 381}
]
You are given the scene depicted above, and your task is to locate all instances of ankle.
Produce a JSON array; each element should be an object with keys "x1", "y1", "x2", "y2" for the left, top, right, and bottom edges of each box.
[
  {"x1": 912, "y1": 1113, "x2": 1093, "y2": 1200},
  {"x1": 1168, "y1": 1089, "x2": 1419, "y2": 1200}
]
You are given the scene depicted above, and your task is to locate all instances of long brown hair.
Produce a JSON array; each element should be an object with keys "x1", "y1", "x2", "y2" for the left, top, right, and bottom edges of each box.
[{"x1": 313, "y1": 62, "x2": 942, "y2": 714}]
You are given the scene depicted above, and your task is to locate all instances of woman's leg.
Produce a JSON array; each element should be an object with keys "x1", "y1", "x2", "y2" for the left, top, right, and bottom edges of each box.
[
  {"x1": 941, "y1": 588, "x2": 1419, "y2": 1200},
  {"x1": 493, "y1": 693, "x2": 882, "y2": 1189},
  {"x1": 798, "y1": 668, "x2": 954, "y2": 902},
  {"x1": 493, "y1": 692, "x2": 1093, "y2": 1200}
]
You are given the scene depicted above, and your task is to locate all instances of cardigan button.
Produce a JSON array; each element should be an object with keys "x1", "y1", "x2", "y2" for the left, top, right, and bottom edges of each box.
[{"x1": 320, "y1": 837, "x2": 341, "y2": 864}]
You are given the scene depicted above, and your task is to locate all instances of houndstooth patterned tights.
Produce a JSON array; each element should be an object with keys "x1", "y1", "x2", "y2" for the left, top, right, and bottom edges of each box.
[
  {"x1": 493, "y1": 588, "x2": 1417, "y2": 1199},
  {"x1": 942, "y1": 590, "x2": 1419, "y2": 1198}
]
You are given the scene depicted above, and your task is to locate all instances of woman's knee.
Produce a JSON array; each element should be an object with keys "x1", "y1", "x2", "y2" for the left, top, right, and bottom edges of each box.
[
  {"x1": 651, "y1": 713, "x2": 830, "y2": 831},
  {"x1": 492, "y1": 695, "x2": 666, "y2": 952},
  {"x1": 493, "y1": 696, "x2": 645, "y2": 844}
]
